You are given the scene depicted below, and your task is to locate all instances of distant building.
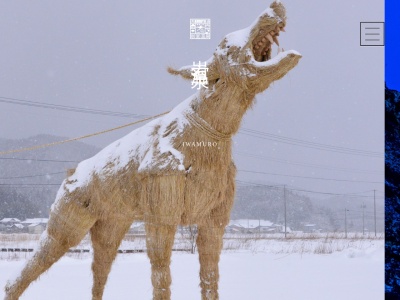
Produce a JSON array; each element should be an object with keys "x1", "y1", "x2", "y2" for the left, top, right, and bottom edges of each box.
[
  {"x1": 0, "y1": 218, "x2": 22, "y2": 226},
  {"x1": 27, "y1": 223, "x2": 46, "y2": 234},
  {"x1": 21, "y1": 218, "x2": 49, "y2": 234},
  {"x1": 20, "y1": 218, "x2": 48, "y2": 226},
  {"x1": 177, "y1": 226, "x2": 198, "y2": 235},
  {"x1": 0, "y1": 218, "x2": 23, "y2": 233},
  {"x1": 254, "y1": 226, "x2": 277, "y2": 233},
  {"x1": 225, "y1": 224, "x2": 245, "y2": 233},
  {"x1": 303, "y1": 224, "x2": 317, "y2": 233},
  {"x1": 226, "y1": 220, "x2": 288, "y2": 234},
  {"x1": 128, "y1": 222, "x2": 145, "y2": 234},
  {"x1": 1, "y1": 223, "x2": 25, "y2": 233}
]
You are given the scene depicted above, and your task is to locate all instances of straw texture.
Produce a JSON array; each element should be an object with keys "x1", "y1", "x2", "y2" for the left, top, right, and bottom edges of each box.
[{"x1": 4, "y1": 2, "x2": 301, "y2": 299}]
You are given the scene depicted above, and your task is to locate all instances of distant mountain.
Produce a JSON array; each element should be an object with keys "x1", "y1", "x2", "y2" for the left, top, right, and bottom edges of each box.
[
  {"x1": 231, "y1": 185, "x2": 337, "y2": 231},
  {"x1": 0, "y1": 134, "x2": 384, "y2": 233},
  {"x1": 0, "y1": 134, "x2": 100, "y2": 218}
]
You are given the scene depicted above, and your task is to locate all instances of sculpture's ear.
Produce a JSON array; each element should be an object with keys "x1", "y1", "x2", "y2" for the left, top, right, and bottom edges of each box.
[
  {"x1": 246, "y1": 1, "x2": 286, "y2": 45},
  {"x1": 167, "y1": 59, "x2": 220, "y2": 81},
  {"x1": 167, "y1": 65, "x2": 192, "y2": 80},
  {"x1": 270, "y1": 1, "x2": 287, "y2": 23}
]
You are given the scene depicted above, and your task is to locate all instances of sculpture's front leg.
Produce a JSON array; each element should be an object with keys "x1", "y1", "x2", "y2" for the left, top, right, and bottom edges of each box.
[
  {"x1": 146, "y1": 223, "x2": 177, "y2": 300},
  {"x1": 196, "y1": 163, "x2": 236, "y2": 300},
  {"x1": 142, "y1": 174, "x2": 185, "y2": 300},
  {"x1": 196, "y1": 224, "x2": 226, "y2": 300}
]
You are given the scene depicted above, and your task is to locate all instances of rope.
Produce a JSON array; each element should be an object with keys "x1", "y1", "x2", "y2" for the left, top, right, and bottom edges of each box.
[
  {"x1": 0, "y1": 111, "x2": 170, "y2": 156},
  {"x1": 184, "y1": 112, "x2": 231, "y2": 141}
]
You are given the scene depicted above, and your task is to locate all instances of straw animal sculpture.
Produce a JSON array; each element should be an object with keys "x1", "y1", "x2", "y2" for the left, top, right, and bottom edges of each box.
[{"x1": 4, "y1": 1, "x2": 301, "y2": 299}]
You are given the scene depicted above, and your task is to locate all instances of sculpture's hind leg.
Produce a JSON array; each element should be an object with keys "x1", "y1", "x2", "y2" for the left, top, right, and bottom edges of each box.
[
  {"x1": 146, "y1": 223, "x2": 177, "y2": 300},
  {"x1": 4, "y1": 198, "x2": 97, "y2": 300},
  {"x1": 90, "y1": 217, "x2": 133, "y2": 300}
]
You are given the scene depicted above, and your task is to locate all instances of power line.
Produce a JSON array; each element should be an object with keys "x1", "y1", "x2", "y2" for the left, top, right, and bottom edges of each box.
[
  {"x1": 236, "y1": 180, "x2": 282, "y2": 189},
  {"x1": 287, "y1": 187, "x2": 383, "y2": 198},
  {"x1": 0, "y1": 157, "x2": 78, "y2": 163},
  {"x1": 236, "y1": 151, "x2": 383, "y2": 175},
  {"x1": 240, "y1": 127, "x2": 382, "y2": 155},
  {"x1": 343, "y1": 189, "x2": 383, "y2": 195},
  {"x1": 1, "y1": 96, "x2": 383, "y2": 158},
  {"x1": 236, "y1": 179, "x2": 384, "y2": 199},
  {"x1": 0, "y1": 111, "x2": 169, "y2": 156},
  {"x1": 1, "y1": 178, "x2": 386, "y2": 199},
  {"x1": 0, "y1": 183, "x2": 60, "y2": 186},
  {"x1": 0, "y1": 96, "x2": 383, "y2": 161},
  {"x1": 330, "y1": 210, "x2": 384, "y2": 216},
  {"x1": 238, "y1": 169, "x2": 383, "y2": 184},
  {"x1": 238, "y1": 128, "x2": 383, "y2": 157},
  {"x1": 0, "y1": 96, "x2": 148, "y2": 119},
  {"x1": 0, "y1": 171, "x2": 65, "y2": 180}
]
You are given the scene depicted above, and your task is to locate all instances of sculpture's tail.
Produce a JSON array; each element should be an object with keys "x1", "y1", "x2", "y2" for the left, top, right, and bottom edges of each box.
[
  {"x1": 4, "y1": 197, "x2": 97, "y2": 300},
  {"x1": 4, "y1": 234, "x2": 70, "y2": 300}
]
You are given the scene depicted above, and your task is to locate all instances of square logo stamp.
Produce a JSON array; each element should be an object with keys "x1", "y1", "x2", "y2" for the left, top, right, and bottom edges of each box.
[{"x1": 190, "y1": 19, "x2": 211, "y2": 40}]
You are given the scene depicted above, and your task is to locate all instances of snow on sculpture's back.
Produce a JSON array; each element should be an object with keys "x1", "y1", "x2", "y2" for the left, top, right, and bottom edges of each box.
[{"x1": 4, "y1": 2, "x2": 301, "y2": 299}]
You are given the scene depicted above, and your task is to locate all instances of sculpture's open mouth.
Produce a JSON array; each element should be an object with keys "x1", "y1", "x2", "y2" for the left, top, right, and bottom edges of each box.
[
  {"x1": 168, "y1": 2, "x2": 300, "y2": 84},
  {"x1": 252, "y1": 23, "x2": 286, "y2": 62}
]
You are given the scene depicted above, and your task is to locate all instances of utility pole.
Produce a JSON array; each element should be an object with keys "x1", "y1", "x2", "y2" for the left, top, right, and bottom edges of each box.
[
  {"x1": 374, "y1": 190, "x2": 377, "y2": 237},
  {"x1": 362, "y1": 202, "x2": 365, "y2": 235},
  {"x1": 345, "y1": 208, "x2": 348, "y2": 239},
  {"x1": 284, "y1": 185, "x2": 287, "y2": 239}
]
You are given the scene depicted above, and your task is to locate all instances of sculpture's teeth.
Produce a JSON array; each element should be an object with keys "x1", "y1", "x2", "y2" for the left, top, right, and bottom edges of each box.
[
  {"x1": 273, "y1": 36, "x2": 280, "y2": 46},
  {"x1": 252, "y1": 23, "x2": 286, "y2": 62},
  {"x1": 266, "y1": 34, "x2": 274, "y2": 44},
  {"x1": 277, "y1": 47, "x2": 285, "y2": 54}
]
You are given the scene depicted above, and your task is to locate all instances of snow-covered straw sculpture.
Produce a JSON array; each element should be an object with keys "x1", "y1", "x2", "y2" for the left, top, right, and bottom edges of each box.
[{"x1": 4, "y1": 1, "x2": 301, "y2": 299}]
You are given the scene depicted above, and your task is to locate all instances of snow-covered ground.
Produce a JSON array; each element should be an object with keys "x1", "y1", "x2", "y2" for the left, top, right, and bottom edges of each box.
[{"x1": 0, "y1": 234, "x2": 383, "y2": 300}]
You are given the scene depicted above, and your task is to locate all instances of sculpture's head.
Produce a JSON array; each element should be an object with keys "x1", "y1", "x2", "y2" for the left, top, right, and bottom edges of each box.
[{"x1": 169, "y1": 1, "x2": 301, "y2": 95}]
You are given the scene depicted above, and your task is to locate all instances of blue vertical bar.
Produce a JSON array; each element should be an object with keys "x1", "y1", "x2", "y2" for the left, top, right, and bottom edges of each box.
[
  {"x1": 385, "y1": 0, "x2": 400, "y2": 297},
  {"x1": 385, "y1": 0, "x2": 400, "y2": 90}
]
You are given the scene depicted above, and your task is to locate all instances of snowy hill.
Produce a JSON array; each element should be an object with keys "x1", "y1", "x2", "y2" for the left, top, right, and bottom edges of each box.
[
  {"x1": 0, "y1": 135, "x2": 384, "y2": 233},
  {"x1": 0, "y1": 135, "x2": 100, "y2": 219}
]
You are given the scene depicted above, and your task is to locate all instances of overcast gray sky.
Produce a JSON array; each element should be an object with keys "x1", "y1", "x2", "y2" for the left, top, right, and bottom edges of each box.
[{"x1": 0, "y1": 0, "x2": 384, "y2": 203}]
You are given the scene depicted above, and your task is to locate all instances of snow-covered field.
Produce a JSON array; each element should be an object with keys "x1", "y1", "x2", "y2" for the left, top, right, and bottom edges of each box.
[{"x1": 0, "y1": 234, "x2": 384, "y2": 300}]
